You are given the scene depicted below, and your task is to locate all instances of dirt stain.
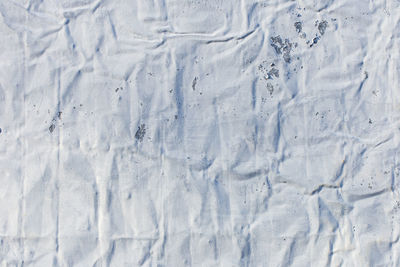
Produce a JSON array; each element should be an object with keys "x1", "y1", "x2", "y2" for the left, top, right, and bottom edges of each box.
[
  {"x1": 318, "y1": 20, "x2": 328, "y2": 35},
  {"x1": 270, "y1": 36, "x2": 293, "y2": 63},
  {"x1": 49, "y1": 124, "x2": 55, "y2": 133},
  {"x1": 192, "y1": 77, "x2": 198, "y2": 91},
  {"x1": 294, "y1": 22, "x2": 302, "y2": 33},
  {"x1": 135, "y1": 124, "x2": 146, "y2": 141}
]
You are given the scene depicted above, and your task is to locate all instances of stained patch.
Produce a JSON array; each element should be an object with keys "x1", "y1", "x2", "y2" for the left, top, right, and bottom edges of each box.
[
  {"x1": 270, "y1": 36, "x2": 293, "y2": 63},
  {"x1": 192, "y1": 77, "x2": 198, "y2": 91},
  {"x1": 317, "y1": 20, "x2": 328, "y2": 35},
  {"x1": 135, "y1": 124, "x2": 146, "y2": 141},
  {"x1": 267, "y1": 68, "x2": 279, "y2": 79},
  {"x1": 49, "y1": 124, "x2": 55, "y2": 133},
  {"x1": 267, "y1": 83, "x2": 274, "y2": 96},
  {"x1": 310, "y1": 36, "x2": 320, "y2": 47},
  {"x1": 294, "y1": 22, "x2": 302, "y2": 33}
]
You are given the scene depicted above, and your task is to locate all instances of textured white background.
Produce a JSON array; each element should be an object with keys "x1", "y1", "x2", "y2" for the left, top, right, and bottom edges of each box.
[{"x1": 0, "y1": 0, "x2": 400, "y2": 266}]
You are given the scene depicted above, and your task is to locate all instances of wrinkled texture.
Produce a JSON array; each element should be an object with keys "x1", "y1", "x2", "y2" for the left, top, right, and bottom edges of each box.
[{"x1": 0, "y1": 0, "x2": 400, "y2": 266}]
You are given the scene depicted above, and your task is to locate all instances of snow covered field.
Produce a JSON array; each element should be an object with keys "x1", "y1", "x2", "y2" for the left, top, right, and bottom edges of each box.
[{"x1": 0, "y1": 0, "x2": 400, "y2": 266}]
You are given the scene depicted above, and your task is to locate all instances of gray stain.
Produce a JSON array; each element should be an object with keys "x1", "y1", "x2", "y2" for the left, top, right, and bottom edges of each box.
[
  {"x1": 270, "y1": 36, "x2": 293, "y2": 63},
  {"x1": 267, "y1": 68, "x2": 280, "y2": 79},
  {"x1": 192, "y1": 77, "x2": 198, "y2": 91},
  {"x1": 294, "y1": 22, "x2": 302, "y2": 33},
  {"x1": 49, "y1": 124, "x2": 55, "y2": 133},
  {"x1": 318, "y1": 20, "x2": 328, "y2": 35},
  {"x1": 135, "y1": 124, "x2": 146, "y2": 141},
  {"x1": 267, "y1": 83, "x2": 274, "y2": 96}
]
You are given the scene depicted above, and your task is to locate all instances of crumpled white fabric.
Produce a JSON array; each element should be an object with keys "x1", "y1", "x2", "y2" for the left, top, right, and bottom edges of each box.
[{"x1": 0, "y1": 0, "x2": 399, "y2": 266}]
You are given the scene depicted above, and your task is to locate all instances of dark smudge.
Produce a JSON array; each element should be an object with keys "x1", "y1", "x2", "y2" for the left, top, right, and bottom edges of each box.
[
  {"x1": 318, "y1": 20, "x2": 328, "y2": 35},
  {"x1": 294, "y1": 22, "x2": 302, "y2": 33},
  {"x1": 270, "y1": 36, "x2": 293, "y2": 63},
  {"x1": 135, "y1": 124, "x2": 146, "y2": 141},
  {"x1": 49, "y1": 124, "x2": 55, "y2": 133}
]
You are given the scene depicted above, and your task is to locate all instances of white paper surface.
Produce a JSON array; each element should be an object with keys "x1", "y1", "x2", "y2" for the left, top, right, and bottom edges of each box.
[{"x1": 0, "y1": 0, "x2": 399, "y2": 266}]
